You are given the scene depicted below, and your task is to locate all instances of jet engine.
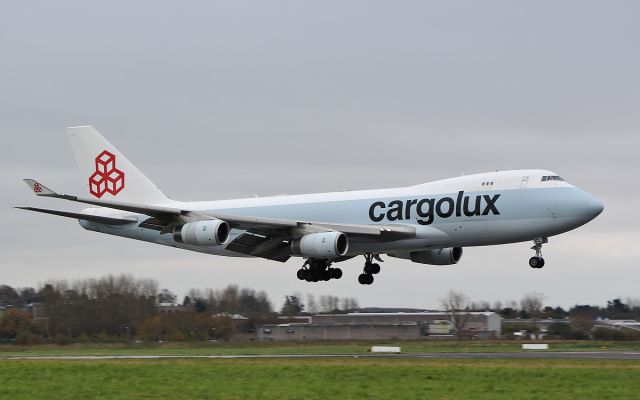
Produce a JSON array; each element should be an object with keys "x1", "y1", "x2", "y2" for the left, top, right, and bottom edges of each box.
[
  {"x1": 173, "y1": 219, "x2": 230, "y2": 246},
  {"x1": 291, "y1": 231, "x2": 349, "y2": 258},
  {"x1": 389, "y1": 247, "x2": 463, "y2": 265}
]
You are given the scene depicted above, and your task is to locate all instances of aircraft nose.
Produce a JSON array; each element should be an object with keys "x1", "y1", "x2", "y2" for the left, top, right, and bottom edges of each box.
[{"x1": 586, "y1": 195, "x2": 604, "y2": 219}]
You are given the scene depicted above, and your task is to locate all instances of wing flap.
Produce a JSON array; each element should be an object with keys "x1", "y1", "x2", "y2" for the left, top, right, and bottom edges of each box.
[{"x1": 226, "y1": 233, "x2": 291, "y2": 262}]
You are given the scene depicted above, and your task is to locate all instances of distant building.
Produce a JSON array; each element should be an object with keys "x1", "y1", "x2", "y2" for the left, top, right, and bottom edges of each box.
[
  {"x1": 593, "y1": 319, "x2": 640, "y2": 332},
  {"x1": 256, "y1": 311, "x2": 501, "y2": 341},
  {"x1": 214, "y1": 313, "x2": 249, "y2": 320},
  {"x1": 157, "y1": 303, "x2": 190, "y2": 314},
  {"x1": 502, "y1": 318, "x2": 570, "y2": 338}
]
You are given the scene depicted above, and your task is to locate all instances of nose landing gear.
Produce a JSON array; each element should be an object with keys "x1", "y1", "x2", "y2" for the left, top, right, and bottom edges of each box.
[
  {"x1": 529, "y1": 237, "x2": 547, "y2": 268},
  {"x1": 358, "y1": 254, "x2": 382, "y2": 285}
]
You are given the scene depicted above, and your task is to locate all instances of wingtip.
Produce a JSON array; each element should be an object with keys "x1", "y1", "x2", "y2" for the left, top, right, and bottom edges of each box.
[{"x1": 22, "y1": 179, "x2": 58, "y2": 196}]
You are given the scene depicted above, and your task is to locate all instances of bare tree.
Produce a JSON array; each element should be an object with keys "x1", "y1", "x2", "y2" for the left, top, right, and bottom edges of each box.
[
  {"x1": 306, "y1": 294, "x2": 318, "y2": 314},
  {"x1": 469, "y1": 300, "x2": 490, "y2": 311},
  {"x1": 342, "y1": 297, "x2": 359, "y2": 312},
  {"x1": 520, "y1": 292, "x2": 545, "y2": 319},
  {"x1": 441, "y1": 290, "x2": 471, "y2": 339},
  {"x1": 624, "y1": 297, "x2": 640, "y2": 309},
  {"x1": 319, "y1": 295, "x2": 340, "y2": 313}
]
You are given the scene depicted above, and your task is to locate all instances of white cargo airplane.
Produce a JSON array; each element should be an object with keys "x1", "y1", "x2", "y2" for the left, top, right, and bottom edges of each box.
[{"x1": 19, "y1": 126, "x2": 603, "y2": 285}]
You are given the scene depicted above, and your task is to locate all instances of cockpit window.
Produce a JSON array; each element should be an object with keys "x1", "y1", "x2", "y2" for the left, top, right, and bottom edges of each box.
[{"x1": 541, "y1": 175, "x2": 564, "y2": 182}]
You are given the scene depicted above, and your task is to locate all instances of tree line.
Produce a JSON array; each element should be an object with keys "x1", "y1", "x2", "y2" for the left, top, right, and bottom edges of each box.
[
  {"x1": 1, "y1": 279, "x2": 638, "y2": 344},
  {"x1": 0, "y1": 275, "x2": 359, "y2": 344},
  {"x1": 442, "y1": 290, "x2": 640, "y2": 340}
]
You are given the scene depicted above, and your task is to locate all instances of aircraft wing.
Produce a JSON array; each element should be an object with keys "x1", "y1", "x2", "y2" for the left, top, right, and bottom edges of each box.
[
  {"x1": 204, "y1": 213, "x2": 416, "y2": 263},
  {"x1": 22, "y1": 178, "x2": 415, "y2": 237},
  {"x1": 203, "y1": 212, "x2": 416, "y2": 239},
  {"x1": 21, "y1": 179, "x2": 417, "y2": 260},
  {"x1": 16, "y1": 207, "x2": 138, "y2": 225}
]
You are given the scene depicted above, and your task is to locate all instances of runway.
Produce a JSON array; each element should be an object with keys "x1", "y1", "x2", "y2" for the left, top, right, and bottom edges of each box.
[{"x1": 3, "y1": 351, "x2": 640, "y2": 361}]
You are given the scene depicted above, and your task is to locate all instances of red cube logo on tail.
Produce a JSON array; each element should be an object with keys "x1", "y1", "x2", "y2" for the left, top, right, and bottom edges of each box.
[{"x1": 89, "y1": 150, "x2": 125, "y2": 198}]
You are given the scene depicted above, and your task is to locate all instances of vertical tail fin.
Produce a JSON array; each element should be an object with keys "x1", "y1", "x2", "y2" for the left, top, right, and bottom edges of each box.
[{"x1": 67, "y1": 126, "x2": 170, "y2": 204}]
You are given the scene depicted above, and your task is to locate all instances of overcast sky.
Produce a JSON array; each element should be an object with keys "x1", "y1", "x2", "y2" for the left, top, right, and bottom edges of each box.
[{"x1": 1, "y1": 1, "x2": 639, "y2": 310}]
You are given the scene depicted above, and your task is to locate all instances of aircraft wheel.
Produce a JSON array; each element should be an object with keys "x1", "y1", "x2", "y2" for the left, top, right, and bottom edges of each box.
[
  {"x1": 365, "y1": 274, "x2": 374, "y2": 285},
  {"x1": 529, "y1": 256, "x2": 544, "y2": 269},
  {"x1": 311, "y1": 270, "x2": 320, "y2": 282},
  {"x1": 330, "y1": 268, "x2": 343, "y2": 280},
  {"x1": 358, "y1": 273, "x2": 374, "y2": 285},
  {"x1": 296, "y1": 269, "x2": 305, "y2": 280},
  {"x1": 304, "y1": 270, "x2": 313, "y2": 282},
  {"x1": 369, "y1": 263, "x2": 380, "y2": 274}
]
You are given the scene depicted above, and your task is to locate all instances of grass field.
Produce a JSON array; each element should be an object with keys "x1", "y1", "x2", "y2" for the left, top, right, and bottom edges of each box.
[
  {"x1": 1, "y1": 358, "x2": 639, "y2": 399},
  {"x1": 1, "y1": 340, "x2": 639, "y2": 356}
]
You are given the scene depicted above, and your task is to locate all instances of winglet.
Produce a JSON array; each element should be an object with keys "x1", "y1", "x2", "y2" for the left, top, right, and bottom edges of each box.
[{"x1": 23, "y1": 179, "x2": 58, "y2": 197}]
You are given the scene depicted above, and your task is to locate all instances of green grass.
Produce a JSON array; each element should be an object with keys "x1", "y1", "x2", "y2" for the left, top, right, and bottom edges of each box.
[
  {"x1": 1, "y1": 340, "x2": 639, "y2": 357},
  {"x1": 1, "y1": 358, "x2": 639, "y2": 399}
]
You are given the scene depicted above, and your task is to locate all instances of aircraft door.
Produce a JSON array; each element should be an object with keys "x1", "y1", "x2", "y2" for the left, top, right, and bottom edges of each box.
[{"x1": 520, "y1": 176, "x2": 529, "y2": 188}]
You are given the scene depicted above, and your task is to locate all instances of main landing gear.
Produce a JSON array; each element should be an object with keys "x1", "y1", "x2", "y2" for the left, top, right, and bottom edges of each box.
[
  {"x1": 358, "y1": 254, "x2": 382, "y2": 285},
  {"x1": 529, "y1": 237, "x2": 548, "y2": 269},
  {"x1": 297, "y1": 259, "x2": 342, "y2": 282}
]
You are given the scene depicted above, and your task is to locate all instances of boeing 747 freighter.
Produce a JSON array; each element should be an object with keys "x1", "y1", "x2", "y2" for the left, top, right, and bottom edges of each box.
[{"x1": 19, "y1": 126, "x2": 604, "y2": 285}]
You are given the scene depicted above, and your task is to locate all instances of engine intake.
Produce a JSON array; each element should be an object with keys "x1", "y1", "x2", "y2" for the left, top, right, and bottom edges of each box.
[
  {"x1": 173, "y1": 219, "x2": 230, "y2": 246},
  {"x1": 291, "y1": 231, "x2": 349, "y2": 258}
]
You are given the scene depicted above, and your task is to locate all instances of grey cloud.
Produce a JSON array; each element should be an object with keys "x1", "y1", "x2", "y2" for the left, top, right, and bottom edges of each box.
[{"x1": 1, "y1": 1, "x2": 638, "y2": 308}]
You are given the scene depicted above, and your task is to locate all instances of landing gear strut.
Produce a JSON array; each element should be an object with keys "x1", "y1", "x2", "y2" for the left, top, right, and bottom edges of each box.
[
  {"x1": 297, "y1": 259, "x2": 342, "y2": 282},
  {"x1": 358, "y1": 254, "x2": 382, "y2": 285},
  {"x1": 529, "y1": 237, "x2": 547, "y2": 269}
]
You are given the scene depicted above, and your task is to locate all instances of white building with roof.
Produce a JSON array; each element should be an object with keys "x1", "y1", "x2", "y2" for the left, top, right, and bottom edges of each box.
[{"x1": 256, "y1": 311, "x2": 501, "y2": 341}]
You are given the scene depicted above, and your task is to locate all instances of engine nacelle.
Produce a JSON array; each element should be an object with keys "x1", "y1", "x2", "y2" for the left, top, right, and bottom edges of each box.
[
  {"x1": 173, "y1": 219, "x2": 230, "y2": 246},
  {"x1": 291, "y1": 231, "x2": 349, "y2": 258},
  {"x1": 389, "y1": 247, "x2": 463, "y2": 265}
]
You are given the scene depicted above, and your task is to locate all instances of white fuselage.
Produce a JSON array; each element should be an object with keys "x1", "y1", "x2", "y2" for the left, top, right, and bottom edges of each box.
[{"x1": 79, "y1": 169, "x2": 603, "y2": 259}]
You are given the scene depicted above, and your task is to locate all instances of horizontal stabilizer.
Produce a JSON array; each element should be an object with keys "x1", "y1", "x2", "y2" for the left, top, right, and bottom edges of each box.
[
  {"x1": 16, "y1": 207, "x2": 138, "y2": 225},
  {"x1": 22, "y1": 178, "x2": 184, "y2": 219}
]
